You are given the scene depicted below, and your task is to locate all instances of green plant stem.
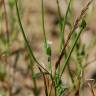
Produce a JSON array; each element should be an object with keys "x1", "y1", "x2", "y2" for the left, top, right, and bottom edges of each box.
[
  {"x1": 60, "y1": 27, "x2": 84, "y2": 77},
  {"x1": 60, "y1": 0, "x2": 72, "y2": 50},
  {"x1": 41, "y1": 0, "x2": 47, "y2": 49},
  {"x1": 41, "y1": 0, "x2": 53, "y2": 76},
  {"x1": 56, "y1": 0, "x2": 71, "y2": 82},
  {"x1": 55, "y1": 0, "x2": 92, "y2": 71},
  {"x1": 56, "y1": 0, "x2": 62, "y2": 21},
  {"x1": 3, "y1": 0, "x2": 9, "y2": 46},
  {"x1": 15, "y1": 0, "x2": 49, "y2": 74},
  {"x1": 56, "y1": 0, "x2": 62, "y2": 52}
]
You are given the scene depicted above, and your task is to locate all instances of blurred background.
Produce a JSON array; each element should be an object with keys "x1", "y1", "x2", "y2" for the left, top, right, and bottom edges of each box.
[{"x1": 0, "y1": 0, "x2": 96, "y2": 96}]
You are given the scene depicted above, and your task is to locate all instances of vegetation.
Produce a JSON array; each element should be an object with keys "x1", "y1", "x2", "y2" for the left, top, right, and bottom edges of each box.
[{"x1": 0, "y1": 0, "x2": 96, "y2": 96}]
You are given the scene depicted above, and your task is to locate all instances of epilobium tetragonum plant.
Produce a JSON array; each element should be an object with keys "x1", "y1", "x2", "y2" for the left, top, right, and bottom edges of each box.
[{"x1": 0, "y1": 0, "x2": 94, "y2": 96}]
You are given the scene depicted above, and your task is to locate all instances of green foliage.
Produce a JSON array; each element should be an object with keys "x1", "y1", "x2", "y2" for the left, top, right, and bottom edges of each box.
[
  {"x1": 55, "y1": 73, "x2": 68, "y2": 96},
  {"x1": 0, "y1": 0, "x2": 94, "y2": 96}
]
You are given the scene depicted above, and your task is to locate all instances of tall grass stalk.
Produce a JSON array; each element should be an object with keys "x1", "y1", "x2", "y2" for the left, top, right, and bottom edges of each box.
[
  {"x1": 15, "y1": 0, "x2": 49, "y2": 74},
  {"x1": 41, "y1": 0, "x2": 52, "y2": 75},
  {"x1": 41, "y1": 0, "x2": 47, "y2": 49},
  {"x1": 60, "y1": 0, "x2": 72, "y2": 50},
  {"x1": 56, "y1": 0, "x2": 71, "y2": 76}
]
